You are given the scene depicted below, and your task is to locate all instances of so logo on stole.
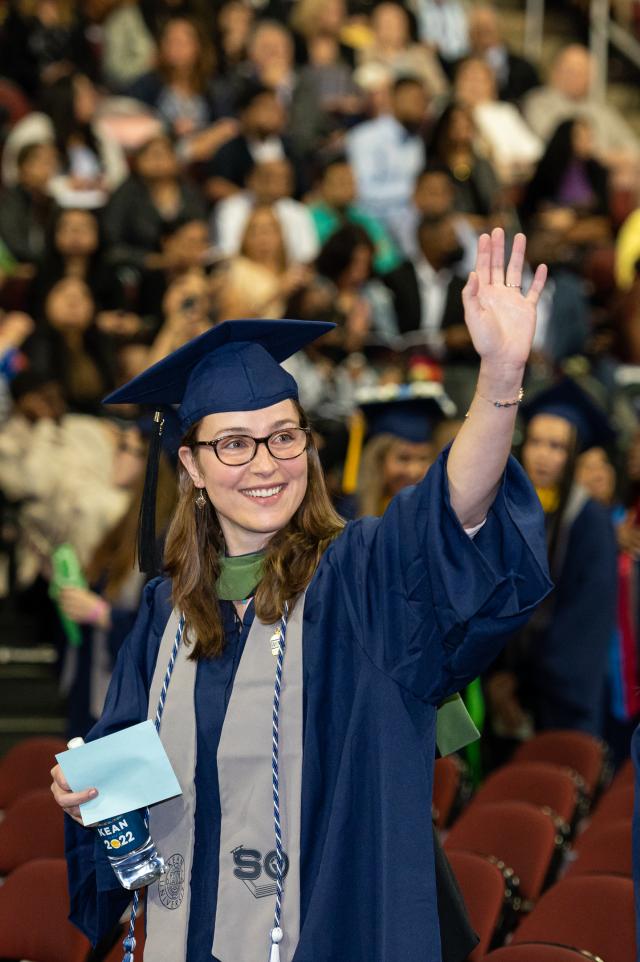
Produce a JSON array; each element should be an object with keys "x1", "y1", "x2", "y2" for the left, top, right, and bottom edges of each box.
[{"x1": 232, "y1": 845, "x2": 290, "y2": 898}]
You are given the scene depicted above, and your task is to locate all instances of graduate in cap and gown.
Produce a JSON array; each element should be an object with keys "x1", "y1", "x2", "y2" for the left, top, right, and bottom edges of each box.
[
  {"x1": 487, "y1": 377, "x2": 618, "y2": 741},
  {"x1": 53, "y1": 229, "x2": 552, "y2": 962},
  {"x1": 342, "y1": 382, "x2": 457, "y2": 520}
]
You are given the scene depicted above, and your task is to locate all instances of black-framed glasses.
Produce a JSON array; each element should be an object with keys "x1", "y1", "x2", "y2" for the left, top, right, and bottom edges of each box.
[{"x1": 192, "y1": 427, "x2": 311, "y2": 466}]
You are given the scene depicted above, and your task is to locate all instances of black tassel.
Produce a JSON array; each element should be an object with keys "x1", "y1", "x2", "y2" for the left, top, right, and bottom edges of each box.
[{"x1": 137, "y1": 410, "x2": 164, "y2": 574}]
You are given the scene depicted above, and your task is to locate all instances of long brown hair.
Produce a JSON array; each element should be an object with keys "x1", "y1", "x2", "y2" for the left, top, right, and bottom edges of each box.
[
  {"x1": 356, "y1": 433, "x2": 397, "y2": 517},
  {"x1": 87, "y1": 448, "x2": 177, "y2": 601},
  {"x1": 164, "y1": 402, "x2": 345, "y2": 659},
  {"x1": 158, "y1": 15, "x2": 217, "y2": 94}
]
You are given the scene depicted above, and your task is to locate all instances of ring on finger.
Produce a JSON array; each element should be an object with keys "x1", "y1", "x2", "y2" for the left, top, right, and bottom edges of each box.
[{"x1": 505, "y1": 283, "x2": 521, "y2": 289}]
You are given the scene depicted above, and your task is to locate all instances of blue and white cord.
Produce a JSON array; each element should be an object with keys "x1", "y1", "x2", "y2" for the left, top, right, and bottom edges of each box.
[
  {"x1": 269, "y1": 601, "x2": 289, "y2": 962},
  {"x1": 122, "y1": 614, "x2": 185, "y2": 962}
]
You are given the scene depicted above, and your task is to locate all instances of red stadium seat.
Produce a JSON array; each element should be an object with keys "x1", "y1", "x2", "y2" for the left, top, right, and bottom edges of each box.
[
  {"x1": 610, "y1": 756, "x2": 634, "y2": 790},
  {"x1": 566, "y1": 818, "x2": 632, "y2": 878},
  {"x1": 565, "y1": 818, "x2": 632, "y2": 878},
  {"x1": 485, "y1": 945, "x2": 604, "y2": 961},
  {"x1": 468, "y1": 762, "x2": 578, "y2": 828},
  {"x1": 512, "y1": 874, "x2": 636, "y2": 962},
  {"x1": 588, "y1": 783, "x2": 634, "y2": 826},
  {"x1": 0, "y1": 788, "x2": 65, "y2": 873},
  {"x1": 0, "y1": 736, "x2": 67, "y2": 809},
  {"x1": 0, "y1": 858, "x2": 91, "y2": 962},
  {"x1": 433, "y1": 755, "x2": 463, "y2": 829},
  {"x1": 444, "y1": 801, "x2": 559, "y2": 905},
  {"x1": 511, "y1": 731, "x2": 607, "y2": 797},
  {"x1": 446, "y1": 850, "x2": 506, "y2": 960}
]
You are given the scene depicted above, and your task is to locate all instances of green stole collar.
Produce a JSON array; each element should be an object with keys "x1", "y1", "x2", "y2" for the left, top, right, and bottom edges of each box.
[{"x1": 216, "y1": 550, "x2": 265, "y2": 601}]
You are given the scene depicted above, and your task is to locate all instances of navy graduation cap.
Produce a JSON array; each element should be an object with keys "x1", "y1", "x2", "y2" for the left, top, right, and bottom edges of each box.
[
  {"x1": 104, "y1": 318, "x2": 335, "y2": 570},
  {"x1": 358, "y1": 383, "x2": 457, "y2": 444},
  {"x1": 520, "y1": 377, "x2": 616, "y2": 453}
]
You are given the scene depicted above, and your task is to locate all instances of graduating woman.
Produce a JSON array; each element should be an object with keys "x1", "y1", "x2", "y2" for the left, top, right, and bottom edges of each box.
[{"x1": 52, "y1": 229, "x2": 551, "y2": 962}]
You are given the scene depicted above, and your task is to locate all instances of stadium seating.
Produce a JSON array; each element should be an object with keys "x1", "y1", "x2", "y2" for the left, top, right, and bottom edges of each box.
[
  {"x1": 0, "y1": 735, "x2": 66, "y2": 809},
  {"x1": 433, "y1": 755, "x2": 464, "y2": 829},
  {"x1": 511, "y1": 731, "x2": 607, "y2": 798},
  {"x1": 0, "y1": 787, "x2": 65, "y2": 873},
  {"x1": 446, "y1": 850, "x2": 507, "y2": 960},
  {"x1": 0, "y1": 857, "x2": 90, "y2": 962},
  {"x1": 467, "y1": 762, "x2": 578, "y2": 829},
  {"x1": 564, "y1": 817, "x2": 632, "y2": 878},
  {"x1": 444, "y1": 800, "x2": 559, "y2": 905},
  {"x1": 512, "y1": 874, "x2": 636, "y2": 962}
]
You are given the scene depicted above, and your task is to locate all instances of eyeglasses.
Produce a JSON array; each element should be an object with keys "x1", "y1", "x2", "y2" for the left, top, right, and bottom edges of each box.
[{"x1": 192, "y1": 427, "x2": 311, "y2": 466}]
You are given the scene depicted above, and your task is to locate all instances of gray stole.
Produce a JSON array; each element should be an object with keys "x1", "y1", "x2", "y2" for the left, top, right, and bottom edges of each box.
[{"x1": 145, "y1": 599, "x2": 305, "y2": 962}]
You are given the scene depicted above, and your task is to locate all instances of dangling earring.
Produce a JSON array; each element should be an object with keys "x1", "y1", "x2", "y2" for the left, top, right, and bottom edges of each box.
[{"x1": 194, "y1": 488, "x2": 207, "y2": 509}]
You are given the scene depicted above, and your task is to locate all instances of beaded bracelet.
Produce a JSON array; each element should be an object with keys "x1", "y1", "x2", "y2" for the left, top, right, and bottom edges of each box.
[{"x1": 465, "y1": 387, "x2": 524, "y2": 418}]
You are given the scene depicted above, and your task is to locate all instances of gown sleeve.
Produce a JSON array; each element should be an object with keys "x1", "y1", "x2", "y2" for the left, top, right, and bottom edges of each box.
[
  {"x1": 330, "y1": 446, "x2": 552, "y2": 705},
  {"x1": 64, "y1": 577, "x2": 168, "y2": 945}
]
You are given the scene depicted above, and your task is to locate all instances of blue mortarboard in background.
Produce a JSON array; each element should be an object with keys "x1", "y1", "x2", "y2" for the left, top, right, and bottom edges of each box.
[
  {"x1": 358, "y1": 383, "x2": 457, "y2": 443},
  {"x1": 104, "y1": 319, "x2": 335, "y2": 571},
  {"x1": 520, "y1": 377, "x2": 616, "y2": 452}
]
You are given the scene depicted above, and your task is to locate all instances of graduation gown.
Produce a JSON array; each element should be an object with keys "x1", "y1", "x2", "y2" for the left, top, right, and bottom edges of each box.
[
  {"x1": 515, "y1": 494, "x2": 617, "y2": 735},
  {"x1": 632, "y1": 724, "x2": 640, "y2": 959},
  {"x1": 65, "y1": 451, "x2": 551, "y2": 962}
]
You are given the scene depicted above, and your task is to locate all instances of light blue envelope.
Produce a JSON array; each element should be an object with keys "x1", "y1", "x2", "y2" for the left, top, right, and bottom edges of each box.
[{"x1": 56, "y1": 720, "x2": 182, "y2": 826}]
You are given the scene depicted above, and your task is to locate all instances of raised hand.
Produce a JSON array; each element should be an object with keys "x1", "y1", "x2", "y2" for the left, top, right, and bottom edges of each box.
[{"x1": 462, "y1": 228, "x2": 547, "y2": 372}]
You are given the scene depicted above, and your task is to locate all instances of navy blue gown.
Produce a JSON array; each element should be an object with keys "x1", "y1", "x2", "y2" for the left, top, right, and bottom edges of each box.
[{"x1": 65, "y1": 451, "x2": 551, "y2": 962}]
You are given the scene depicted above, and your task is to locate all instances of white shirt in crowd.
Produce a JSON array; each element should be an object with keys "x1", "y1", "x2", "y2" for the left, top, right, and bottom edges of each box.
[
  {"x1": 415, "y1": 255, "x2": 452, "y2": 356},
  {"x1": 412, "y1": 0, "x2": 470, "y2": 61},
  {"x1": 213, "y1": 193, "x2": 320, "y2": 264},
  {"x1": 346, "y1": 115, "x2": 426, "y2": 245}
]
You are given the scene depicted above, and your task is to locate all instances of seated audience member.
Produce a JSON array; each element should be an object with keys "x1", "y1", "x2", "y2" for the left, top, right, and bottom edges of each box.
[
  {"x1": 127, "y1": 15, "x2": 238, "y2": 163},
  {"x1": 413, "y1": 0, "x2": 470, "y2": 66},
  {"x1": 217, "y1": 19, "x2": 329, "y2": 163},
  {"x1": 214, "y1": 158, "x2": 318, "y2": 263},
  {"x1": 453, "y1": 56, "x2": 543, "y2": 184},
  {"x1": 357, "y1": 2, "x2": 448, "y2": 99},
  {"x1": 25, "y1": 277, "x2": 115, "y2": 415},
  {"x1": 615, "y1": 205, "x2": 640, "y2": 291},
  {"x1": 466, "y1": 4, "x2": 539, "y2": 102},
  {"x1": 519, "y1": 118, "x2": 612, "y2": 250},
  {"x1": 315, "y1": 224, "x2": 398, "y2": 342},
  {"x1": 427, "y1": 103, "x2": 501, "y2": 227},
  {"x1": 524, "y1": 229, "x2": 590, "y2": 367},
  {"x1": 486, "y1": 379, "x2": 618, "y2": 739},
  {"x1": 59, "y1": 420, "x2": 177, "y2": 737},
  {"x1": 40, "y1": 72, "x2": 128, "y2": 207},
  {"x1": 308, "y1": 155, "x2": 403, "y2": 274},
  {"x1": 103, "y1": 133, "x2": 207, "y2": 274},
  {"x1": 144, "y1": 267, "x2": 214, "y2": 367},
  {"x1": 101, "y1": 0, "x2": 157, "y2": 91},
  {"x1": 523, "y1": 44, "x2": 640, "y2": 183},
  {"x1": 212, "y1": 0, "x2": 255, "y2": 75},
  {"x1": 0, "y1": 141, "x2": 58, "y2": 266},
  {"x1": 383, "y1": 213, "x2": 467, "y2": 352},
  {"x1": 216, "y1": 204, "x2": 313, "y2": 320},
  {"x1": 0, "y1": 0, "x2": 92, "y2": 98},
  {"x1": 205, "y1": 82, "x2": 295, "y2": 202},
  {"x1": 402, "y1": 164, "x2": 477, "y2": 269},
  {"x1": 346, "y1": 75, "x2": 429, "y2": 243},
  {"x1": 0, "y1": 372, "x2": 130, "y2": 592},
  {"x1": 288, "y1": 0, "x2": 351, "y2": 66},
  {"x1": 31, "y1": 207, "x2": 114, "y2": 314}
]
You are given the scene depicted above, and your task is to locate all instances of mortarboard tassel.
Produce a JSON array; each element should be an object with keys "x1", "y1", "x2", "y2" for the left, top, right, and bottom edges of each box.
[
  {"x1": 341, "y1": 410, "x2": 365, "y2": 495},
  {"x1": 137, "y1": 410, "x2": 165, "y2": 574},
  {"x1": 269, "y1": 927, "x2": 283, "y2": 962}
]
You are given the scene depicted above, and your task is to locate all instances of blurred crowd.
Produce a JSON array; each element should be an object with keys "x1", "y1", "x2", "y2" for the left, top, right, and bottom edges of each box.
[{"x1": 1, "y1": 0, "x2": 640, "y2": 768}]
